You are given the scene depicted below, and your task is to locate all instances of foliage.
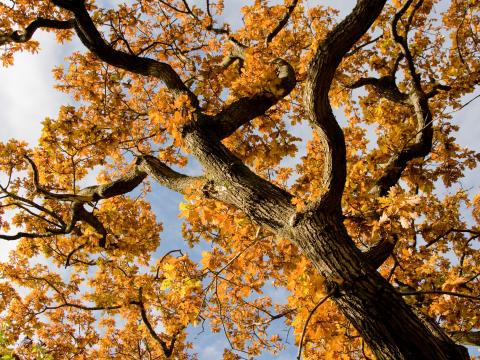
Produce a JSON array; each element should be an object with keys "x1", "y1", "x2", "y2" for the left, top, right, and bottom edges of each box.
[{"x1": 0, "y1": 0, "x2": 479, "y2": 358}]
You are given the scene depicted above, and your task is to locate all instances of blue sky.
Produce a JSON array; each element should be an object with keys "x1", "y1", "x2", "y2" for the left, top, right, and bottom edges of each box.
[{"x1": 1, "y1": 0, "x2": 479, "y2": 358}]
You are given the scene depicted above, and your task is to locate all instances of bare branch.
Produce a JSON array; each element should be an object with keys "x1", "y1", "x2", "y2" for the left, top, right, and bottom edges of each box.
[{"x1": 445, "y1": 93, "x2": 480, "y2": 115}]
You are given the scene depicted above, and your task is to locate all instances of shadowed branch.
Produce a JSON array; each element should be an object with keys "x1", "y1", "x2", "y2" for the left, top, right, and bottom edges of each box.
[{"x1": 0, "y1": 18, "x2": 74, "y2": 45}]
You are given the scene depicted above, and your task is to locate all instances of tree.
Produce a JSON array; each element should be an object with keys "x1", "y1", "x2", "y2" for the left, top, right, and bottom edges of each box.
[{"x1": 0, "y1": 0, "x2": 479, "y2": 358}]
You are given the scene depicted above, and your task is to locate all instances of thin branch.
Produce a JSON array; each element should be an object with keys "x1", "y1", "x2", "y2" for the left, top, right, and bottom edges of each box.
[
  {"x1": 43, "y1": 302, "x2": 123, "y2": 312},
  {"x1": 426, "y1": 228, "x2": 480, "y2": 248},
  {"x1": 155, "y1": 249, "x2": 184, "y2": 279},
  {"x1": 25, "y1": 155, "x2": 147, "y2": 203},
  {"x1": 64, "y1": 243, "x2": 86, "y2": 268},
  {"x1": 0, "y1": 183, "x2": 66, "y2": 227},
  {"x1": 345, "y1": 34, "x2": 383, "y2": 57},
  {"x1": 391, "y1": 0, "x2": 423, "y2": 90},
  {"x1": 445, "y1": 93, "x2": 480, "y2": 115},
  {"x1": 158, "y1": 0, "x2": 189, "y2": 14},
  {"x1": 133, "y1": 287, "x2": 178, "y2": 357},
  {"x1": 296, "y1": 289, "x2": 335, "y2": 360},
  {"x1": 265, "y1": 0, "x2": 299, "y2": 44},
  {"x1": 0, "y1": 230, "x2": 62, "y2": 241}
]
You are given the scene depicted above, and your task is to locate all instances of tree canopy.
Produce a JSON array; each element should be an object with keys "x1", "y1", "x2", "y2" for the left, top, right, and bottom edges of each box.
[{"x1": 0, "y1": 0, "x2": 479, "y2": 359}]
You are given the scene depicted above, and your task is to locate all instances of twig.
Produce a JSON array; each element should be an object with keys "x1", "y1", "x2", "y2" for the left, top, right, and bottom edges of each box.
[
  {"x1": 296, "y1": 289, "x2": 335, "y2": 360},
  {"x1": 445, "y1": 94, "x2": 480, "y2": 115}
]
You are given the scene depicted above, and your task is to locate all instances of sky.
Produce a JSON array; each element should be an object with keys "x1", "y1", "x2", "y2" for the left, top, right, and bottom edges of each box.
[{"x1": 0, "y1": 0, "x2": 479, "y2": 359}]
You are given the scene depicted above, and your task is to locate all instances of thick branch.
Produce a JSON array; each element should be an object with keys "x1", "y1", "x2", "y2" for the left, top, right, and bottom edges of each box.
[
  {"x1": 426, "y1": 83, "x2": 452, "y2": 98},
  {"x1": 303, "y1": 0, "x2": 386, "y2": 211},
  {"x1": 26, "y1": 155, "x2": 147, "y2": 202},
  {"x1": 372, "y1": 92, "x2": 432, "y2": 196},
  {"x1": 182, "y1": 127, "x2": 296, "y2": 230},
  {"x1": 51, "y1": 0, "x2": 198, "y2": 106},
  {"x1": 0, "y1": 18, "x2": 74, "y2": 45},
  {"x1": 204, "y1": 59, "x2": 296, "y2": 140},
  {"x1": 363, "y1": 234, "x2": 398, "y2": 269},
  {"x1": 449, "y1": 331, "x2": 480, "y2": 347},
  {"x1": 409, "y1": 309, "x2": 471, "y2": 357},
  {"x1": 346, "y1": 75, "x2": 409, "y2": 104},
  {"x1": 138, "y1": 155, "x2": 204, "y2": 194}
]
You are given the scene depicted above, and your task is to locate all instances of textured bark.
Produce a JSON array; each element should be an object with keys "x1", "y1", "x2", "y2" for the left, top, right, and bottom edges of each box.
[
  {"x1": 450, "y1": 331, "x2": 480, "y2": 347},
  {"x1": 7, "y1": 0, "x2": 473, "y2": 358},
  {"x1": 289, "y1": 215, "x2": 469, "y2": 360}
]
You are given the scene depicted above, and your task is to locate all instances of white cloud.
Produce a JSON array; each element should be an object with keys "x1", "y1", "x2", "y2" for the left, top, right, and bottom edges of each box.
[{"x1": 0, "y1": 31, "x2": 81, "y2": 145}]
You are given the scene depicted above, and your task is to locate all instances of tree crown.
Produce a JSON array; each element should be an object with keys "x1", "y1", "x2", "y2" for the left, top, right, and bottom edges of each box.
[{"x1": 0, "y1": 0, "x2": 479, "y2": 358}]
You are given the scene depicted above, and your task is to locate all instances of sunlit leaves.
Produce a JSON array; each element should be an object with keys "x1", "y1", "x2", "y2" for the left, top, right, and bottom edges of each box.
[{"x1": 0, "y1": 0, "x2": 480, "y2": 358}]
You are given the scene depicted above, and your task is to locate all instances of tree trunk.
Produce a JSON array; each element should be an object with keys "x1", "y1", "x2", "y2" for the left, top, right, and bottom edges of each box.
[
  {"x1": 290, "y1": 213, "x2": 470, "y2": 360},
  {"x1": 182, "y1": 128, "x2": 469, "y2": 359}
]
